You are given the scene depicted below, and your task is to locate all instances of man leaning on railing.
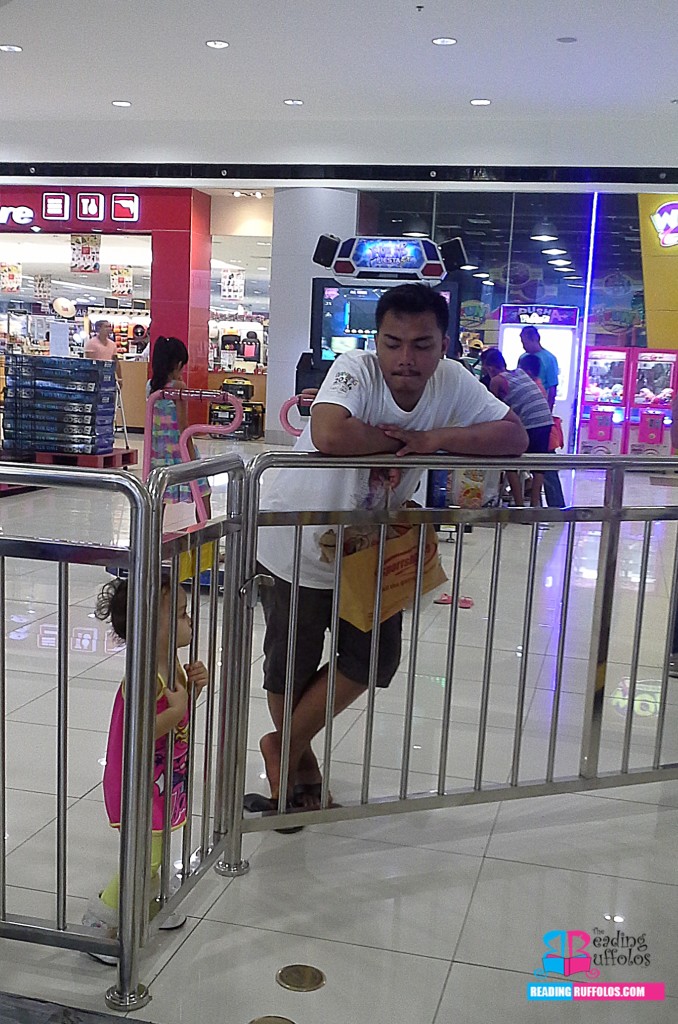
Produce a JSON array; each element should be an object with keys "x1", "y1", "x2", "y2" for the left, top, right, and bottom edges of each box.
[{"x1": 254, "y1": 284, "x2": 528, "y2": 813}]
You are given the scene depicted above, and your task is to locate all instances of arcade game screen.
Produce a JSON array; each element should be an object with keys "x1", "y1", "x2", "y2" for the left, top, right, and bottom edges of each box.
[
  {"x1": 585, "y1": 355, "x2": 626, "y2": 404},
  {"x1": 311, "y1": 281, "x2": 451, "y2": 364},
  {"x1": 634, "y1": 358, "x2": 674, "y2": 405}
]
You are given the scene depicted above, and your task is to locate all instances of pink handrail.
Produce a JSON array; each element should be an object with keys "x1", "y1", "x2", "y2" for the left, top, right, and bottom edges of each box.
[
  {"x1": 144, "y1": 388, "x2": 245, "y2": 526},
  {"x1": 279, "y1": 394, "x2": 314, "y2": 437}
]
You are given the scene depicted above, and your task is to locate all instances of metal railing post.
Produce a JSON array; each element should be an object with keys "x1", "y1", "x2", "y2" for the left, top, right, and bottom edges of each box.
[
  {"x1": 106, "y1": 487, "x2": 157, "y2": 1012},
  {"x1": 216, "y1": 465, "x2": 253, "y2": 877},
  {"x1": 579, "y1": 466, "x2": 624, "y2": 780}
]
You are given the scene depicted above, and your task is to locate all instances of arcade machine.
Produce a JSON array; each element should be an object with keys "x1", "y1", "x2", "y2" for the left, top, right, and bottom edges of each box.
[
  {"x1": 577, "y1": 347, "x2": 630, "y2": 455},
  {"x1": 625, "y1": 349, "x2": 678, "y2": 455},
  {"x1": 497, "y1": 305, "x2": 580, "y2": 451},
  {"x1": 295, "y1": 234, "x2": 460, "y2": 395}
]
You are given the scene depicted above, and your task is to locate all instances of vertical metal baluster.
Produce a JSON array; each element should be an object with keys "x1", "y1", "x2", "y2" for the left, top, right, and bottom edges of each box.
[
  {"x1": 437, "y1": 522, "x2": 464, "y2": 795},
  {"x1": 510, "y1": 524, "x2": 539, "y2": 786},
  {"x1": 0, "y1": 557, "x2": 7, "y2": 920},
  {"x1": 475, "y1": 524, "x2": 503, "y2": 789},
  {"x1": 160, "y1": 558, "x2": 179, "y2": 904},
  {"x1": 621, "y1": 522, "x2": 652, "y2": 773},
  {"x1": 580, "y1": 467, "x2": 623, "y2": 779},
  {"x1": 361, "y1": 523, "x2": 388, "y2": 805},
  {"x1": 278, "y1": 526, "x2": 303, "y2": 814},
  {"x1": 656, "y1": 517, "x2": 678, "y2": 768},
  {"x1": 217, "y1": 466, "x2": 251, "y2": 877},
  {"x1": 321, "y1": 525, "x2": 344, "y2": 810},
  {"x1": 200, "y1": 541, "x2": 220, "y2": 854},
  {"x1": 181, "y1": 548, "x2": 202, "y2": 882},
  {"x1": 56, "y1": 563, "x2": 69, "y2": 931},
  {"x1": 400, "y1": 524, "x2": 427, "y2": 800},
  {"x1": 546, "y1": 522, "x2": 576, "y2": 782},
  {"x1": 108, "y1": 485, "x2": 156, "y2": 1013},
  {"x1": 213, "y1": 472, "x2": 242, "y2": 840}
]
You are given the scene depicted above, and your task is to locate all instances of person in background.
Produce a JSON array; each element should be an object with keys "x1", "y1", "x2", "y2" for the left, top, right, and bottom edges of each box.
[
  {"x1": 518, "y1": 326, "x2": 565, "y2": 507},
  {"x1": 147, "y1": 336, "x2": 211, "y2": 519},
  {"x1": 85, "y1": 319, "x2": 123, "y2": 386},
  {"x1": 481, "y1": 347, "x2": 552, "y2": 507}
]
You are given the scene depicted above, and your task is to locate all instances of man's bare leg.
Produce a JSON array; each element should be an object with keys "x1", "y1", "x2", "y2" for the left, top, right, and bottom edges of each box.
[{"x1": 261, "y1": 666, "x2": 364, "y2": 805}]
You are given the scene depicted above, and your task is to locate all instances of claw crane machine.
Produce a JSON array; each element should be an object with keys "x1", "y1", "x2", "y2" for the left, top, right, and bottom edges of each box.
[
  {"x1": 625, "y1": 349, "x2": 678, "y2": 455},
  {"x1": 577, "y1": 347, "x2": 631, "y2": 455}
]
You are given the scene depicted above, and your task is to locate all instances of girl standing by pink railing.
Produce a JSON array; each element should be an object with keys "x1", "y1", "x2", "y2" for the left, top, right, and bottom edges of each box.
[{"x1": 146, "y1": 336, "x2": 211, "y2": 518}]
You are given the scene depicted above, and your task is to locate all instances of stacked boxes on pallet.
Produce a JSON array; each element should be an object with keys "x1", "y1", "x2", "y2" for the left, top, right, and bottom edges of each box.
[{"x1": 3, "y1": 355, "x2": 117, "y2": 455}]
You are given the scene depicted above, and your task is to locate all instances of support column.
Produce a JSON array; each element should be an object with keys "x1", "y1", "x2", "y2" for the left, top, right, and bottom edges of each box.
[
  {"x1": 266, "y1": 188, "x2": 358, "y2": 443},
  {"x1": 150, "y1": 190, "x2": 212, "y2": 421}
]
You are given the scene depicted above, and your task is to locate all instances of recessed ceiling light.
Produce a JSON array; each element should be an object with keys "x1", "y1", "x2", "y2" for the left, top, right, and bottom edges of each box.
[
  {"x1": 0, "y1": 44, "x2": 22, "y2": 53},
  {"x1": 473, "y1": 272, "x2": 489, "y2": 279},
  {"x1": 257, "y1": 266, "x2": 268, "y2": 271},
  {"x1": 256, "y1": 241, "x2": 271, "y2": 246},
  {"x1": 284, "y1": 98, "x2": 304, "y2": 106},
  {"x1": 460, "y1": 263, "x2": 479, "y2": 271},
  {"x1": 403, "y1": 231, "x2": 428, "y2": 238},
  {"x1": 232, "y1": 190, "x2": 242, "y2": 197},
  {"x1": 206, "y1": 40, "x2": 229, "y2": 49},
  {"x1": 254, "y1": 191, "x2": 263, "y2": 199},
  {"x1": 470, "y1": 98, "x2": 491, "y2": 106},
  {"x1": 672, "y1": 99, "x2": 678, "y2": 104},
  {"x1": 564, "y1": 276, "x2": 581, "y2": 280},
  {"x1": 553, "y1": 266, "x2": 572, "y2": 272},
  {"x1": 556, "y1": 36, "x2": 577, "y2": 43},
  {"x1": 542, "y1": 248, "x2": 567, "y2": 256},
  {"x1": 432, "y1": 37, "x2": 457, "y2": 46},
  {"x1": 112, "y1": 100, "x2": 132, "y2": 107},
  {"x1": 548, "y1": 258, "x2": 571, "y2": 266}
]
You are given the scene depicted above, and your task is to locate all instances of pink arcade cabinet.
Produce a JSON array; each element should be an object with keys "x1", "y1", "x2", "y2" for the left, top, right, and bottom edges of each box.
[
  {"x1": 577, "y1": 347, "x2": 631, "y2": 455},
  {"x1": 625, "y1": 349, "x2": 678, "y2": 455}
]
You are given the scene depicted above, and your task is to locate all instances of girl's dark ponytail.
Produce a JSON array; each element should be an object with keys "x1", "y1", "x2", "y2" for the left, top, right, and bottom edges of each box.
[{"x1": 149, "y1": 336, "x2": 189, "y2": 393}]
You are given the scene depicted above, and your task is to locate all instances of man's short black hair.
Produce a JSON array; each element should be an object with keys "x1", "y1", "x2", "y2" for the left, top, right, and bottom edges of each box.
[
  {"x1": 481, "y1": 347, "x2": 506, "y2": 371},
  {"x1": 520, "y1": 325, "x2": 541, "y2": 342},
  {"x1": 520, "y1": 353, "x2": 542, "y2": 378},
  {"x1": 375, "y1": 284, "x2": 449, "y2": 336}
]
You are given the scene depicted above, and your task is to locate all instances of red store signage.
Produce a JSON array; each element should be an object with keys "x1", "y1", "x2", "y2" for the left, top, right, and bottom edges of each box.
[{"x1": 0, "y1": 186, "x2": 192, "y2": 232}]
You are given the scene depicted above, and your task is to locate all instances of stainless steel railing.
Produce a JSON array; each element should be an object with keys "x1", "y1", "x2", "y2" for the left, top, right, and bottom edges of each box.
[
  {"x1": 1, "y1": 451, "x2": 678, "y2": 1012},
  {"x1": 217, "y1": 453, "x2": 678, "y2": 871},
  {"x1": 0, "y1": 463, "x2": 154, "y2": 1011}
]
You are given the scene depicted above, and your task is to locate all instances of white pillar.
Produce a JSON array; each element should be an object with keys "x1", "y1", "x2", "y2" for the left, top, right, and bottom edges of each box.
[{"x1": 266, "y1": 187, "x2": 358, "y2": 443}]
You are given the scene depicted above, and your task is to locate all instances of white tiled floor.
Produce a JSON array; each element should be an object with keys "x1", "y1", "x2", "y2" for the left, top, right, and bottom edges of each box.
[{"x1": 0, "y1": 457, "x2": 677, "y2": 1021}]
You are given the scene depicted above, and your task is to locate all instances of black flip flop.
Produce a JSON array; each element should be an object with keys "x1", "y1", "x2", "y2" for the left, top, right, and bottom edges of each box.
[
  {"x1": 292, "y1": 783, "x2": 342, "y2": 810},
  {"x1": 243, "y1": 791, "x2": 304, "y2": 834}
]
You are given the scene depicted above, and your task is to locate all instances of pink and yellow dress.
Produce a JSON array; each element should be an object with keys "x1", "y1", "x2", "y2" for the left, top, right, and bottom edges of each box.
[{"x1": 103, "y1": 671, "x2": 189, "y2": 833}]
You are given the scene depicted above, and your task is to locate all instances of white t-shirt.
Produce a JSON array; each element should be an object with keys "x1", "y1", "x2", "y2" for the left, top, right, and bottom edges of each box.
[{"x1": 257, "y1": 350, "x2": 508, "y2": 588}]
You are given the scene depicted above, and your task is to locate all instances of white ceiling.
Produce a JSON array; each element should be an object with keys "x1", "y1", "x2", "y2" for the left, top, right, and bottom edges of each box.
[{"x1": 0, "y1": 0, "x2": 677, "y2": 172}]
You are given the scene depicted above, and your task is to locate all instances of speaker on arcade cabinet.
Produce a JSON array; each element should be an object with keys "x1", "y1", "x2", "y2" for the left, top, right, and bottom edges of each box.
[
  {"x1": 439, "y1": 236, "x2": 470, "y2": 274},
  {"x1": 313, "y1": 234, "x2": 341, "y2": 268}
]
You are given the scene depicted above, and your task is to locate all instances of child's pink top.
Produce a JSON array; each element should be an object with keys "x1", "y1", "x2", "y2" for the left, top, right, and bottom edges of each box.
[{"x1": 103, "y1": 669, "x2": 189, "y2": 833}]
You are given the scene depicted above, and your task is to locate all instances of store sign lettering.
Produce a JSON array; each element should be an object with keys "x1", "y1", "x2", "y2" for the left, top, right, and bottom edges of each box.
[
  {"x1": 0, "y1": 192, "x2": 141, "y2": 227},
  {"x1": 0, "y1": 205, "x2": 34, "y2": 225},
  {"x1": 520, "y1": 312, "x2": 550, "y2": 324},
  {"x1": 650, "y1": 201, "x2": 678, "y2": 248}
]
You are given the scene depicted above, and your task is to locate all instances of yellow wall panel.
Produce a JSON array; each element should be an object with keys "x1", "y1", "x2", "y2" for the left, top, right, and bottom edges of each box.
[{"x1": 639, "y1": 195, "x2": 678, "y2": 348}]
